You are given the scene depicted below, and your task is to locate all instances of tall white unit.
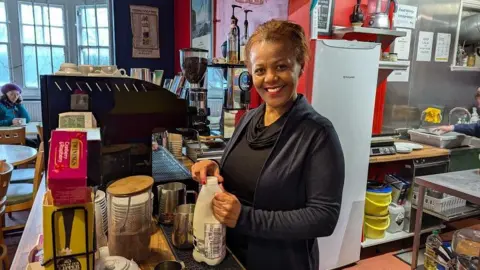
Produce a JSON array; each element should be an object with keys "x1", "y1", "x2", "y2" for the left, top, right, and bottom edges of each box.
[{"x1": 311, "y1": 40, "x2": 380, "y2": 270}]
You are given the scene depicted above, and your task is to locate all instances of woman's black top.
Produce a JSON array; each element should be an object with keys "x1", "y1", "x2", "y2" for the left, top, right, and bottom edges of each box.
[{"x1": 222, "y1": 107, "x2": 289, "y2": 266}]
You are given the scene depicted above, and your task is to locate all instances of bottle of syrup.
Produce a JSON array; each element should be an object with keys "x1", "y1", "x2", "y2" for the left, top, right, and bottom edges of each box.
[{"x1": 227, "y1": 5, "x2": 241, "y2": 64}]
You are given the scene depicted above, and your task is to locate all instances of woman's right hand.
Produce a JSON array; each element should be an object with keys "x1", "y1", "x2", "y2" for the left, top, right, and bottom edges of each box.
[{"x1": 191, "y1": 160, "x2": 224, "y2": 185}]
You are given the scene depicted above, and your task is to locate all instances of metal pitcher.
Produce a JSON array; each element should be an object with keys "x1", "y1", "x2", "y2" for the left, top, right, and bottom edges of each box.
[
  {"x1": 172, "y1": 204, "x2": 195, "y2": 249},
  {"x1": 157, "y1": 182, "x2": 197, "y2": 224}
]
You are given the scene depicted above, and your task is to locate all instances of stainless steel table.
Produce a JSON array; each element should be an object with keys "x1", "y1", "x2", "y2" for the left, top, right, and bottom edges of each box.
[{"x1": 411, "y1": 169, "x2": 480, "y2": 269}]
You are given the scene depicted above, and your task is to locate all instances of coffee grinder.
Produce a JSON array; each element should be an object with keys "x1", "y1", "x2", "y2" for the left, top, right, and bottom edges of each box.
[{"x1": 180, "y1": 48, "x2": 210, "y2": 135}]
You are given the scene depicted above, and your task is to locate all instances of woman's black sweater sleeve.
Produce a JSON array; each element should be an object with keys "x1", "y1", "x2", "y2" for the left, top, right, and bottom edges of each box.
[{"x1": 233, "y1": 125, "x2": 345, "y2": 240}]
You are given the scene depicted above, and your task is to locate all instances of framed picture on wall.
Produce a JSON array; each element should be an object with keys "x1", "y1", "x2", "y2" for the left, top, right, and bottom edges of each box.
[
  {"x1": 311, "y1": 0, "x2": 335, "y2": 38},
  {"x1": 191, "y1": 0, "x2": 214, "y2": 58}
]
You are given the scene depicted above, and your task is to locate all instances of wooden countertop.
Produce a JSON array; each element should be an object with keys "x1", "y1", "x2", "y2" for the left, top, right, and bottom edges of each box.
[
  {"x1": 369, "y1": 141, "x2": 450, "y2": 164},
  {"x1": 11, "y1": 156, "x2": 195, "y2": 270}
]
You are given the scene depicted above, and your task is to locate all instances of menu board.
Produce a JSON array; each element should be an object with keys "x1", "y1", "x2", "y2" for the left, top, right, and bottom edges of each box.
[{"x1": 311, "y1": 0, "x2": 335, "y2": 38}]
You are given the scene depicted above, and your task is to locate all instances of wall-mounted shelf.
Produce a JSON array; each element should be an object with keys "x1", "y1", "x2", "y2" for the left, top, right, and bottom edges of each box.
[
  {"x1": 333, "y1": 26, "x2": 407, "y2": 49},
  {"x1": 361, "y1": 224, "x2": 445, "y2": 248},
  {"x1": 450, "y1": 65, "x2": 480, "y2": 72},
  {"x1": 379, "y1": 60, "x2": 410, "y2": 70},
  {"x1": 412, "y1": 204, "x2": 480, "y2": 221},
  {"x1": 378, "y1": 61, "x2": 410, "y2": 83}
]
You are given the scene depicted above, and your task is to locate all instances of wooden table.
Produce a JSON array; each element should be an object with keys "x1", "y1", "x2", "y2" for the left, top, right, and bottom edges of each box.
[
  {"x1": 369, "y1": 141, "x2": 450, "y2": 163},
  {"x1": 0, "y1": 122, "x2": 41, "y2": 135},
  {"x1": 0, "y1": 144, "x2": 37, "y2": 166}
]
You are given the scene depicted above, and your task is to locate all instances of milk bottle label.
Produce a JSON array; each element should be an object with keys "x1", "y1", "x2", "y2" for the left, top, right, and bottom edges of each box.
[{"x1": 193, "y1": 223, "x2": 226, "y2": 259}]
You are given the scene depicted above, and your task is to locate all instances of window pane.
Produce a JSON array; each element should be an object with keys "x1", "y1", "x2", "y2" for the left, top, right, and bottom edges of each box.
[
  {"x1": 51, "y1": 27, "x2": 64, "y2": 45},
  {"x1": 80, "y1": 48, "x2": 99, "y2": 65},
  {"x1": 49, "y1": 7, "x2": 63, "y2": 27},
  {"x1": 85, "y1": 8, "x2": 97, "y2": 27},
  {"x1": 81, "y1": 28, "x2": 98, "y2": 46},
  {"x1": 0, "y1": 2, "x2": 6, "y2": 22},
  {"x1": 20, "y1": 4, "x2": 33, "y2": 24},
  {"x1": 42, "y1": 27, "x2": 51, "y2": 44},
  {"x1": 97, "y1": 8, "x2": 108, "y2": 27},
  {"x1": 34, "y1": 5, "x2": 43, "y2": 25},
  {"x1": 23, "y1": 46, "x2": 38, "y2": 88},
  {"x1": 51, "y1": 47, "x2": 65, "y2": 72},
  {"x1": 42, "y1": 6, "x2": 49, "y2": 26},
  {"x1": 23, "y1": 45, "x2": 65, "y2": 88},
  {"x1": 21, "y1": 25, "x2": 34, "y2": 43},
  {"x1": 98, "y1": 28, "x2": 109, "y2": 46},
  {"x1": 0, "y1": 45, "x2": 10, "y2": 85},
  {"x1": 0, "y1": 23, "x2": 7, "y2": 43},
  {"x1": 36, "y1": 46, "x2": 53, "y2": 76},
  {"x1": 99, "y1": 48, "x2": 110, "y2": 65},
  {"x1": 22, "y1": 25, "x2": 51, "y2": 44}
]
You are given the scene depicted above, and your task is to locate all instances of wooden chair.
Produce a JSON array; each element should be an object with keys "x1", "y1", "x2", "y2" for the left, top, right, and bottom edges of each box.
[
  {"x1": 0, "y1": 127, "x2": 25, "y2": 145},
  {"x1": 37, "y1": 125, "x2": 43, "y2": 143},
  {"x1": 0, "y1": 244, "x2": 8, "y2": 270},
  {"x1": 10, "y1": 126, "x2": 43, "y2": 184},
  {"x1": 0, "y1": 162, "x2": 13, "y2": 245},
  {"x1": 4, "y1": 142, "x2": 44, "y2": 231}
]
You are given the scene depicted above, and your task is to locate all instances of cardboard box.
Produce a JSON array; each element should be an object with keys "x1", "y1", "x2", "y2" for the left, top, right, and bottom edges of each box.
[
  {"x1": 42, "y1": 190, "x2": 94, "y2": 270},
  {"x1": 55, "y1": 128, "x2": 102, "y2": 187},
  {"x1": 48, "y1": 130, "x2": 88, "y2": 205}
]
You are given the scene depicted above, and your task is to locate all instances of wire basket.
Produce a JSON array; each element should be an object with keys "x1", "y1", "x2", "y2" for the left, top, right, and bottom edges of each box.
[{"x1": 413, "y1": 191, "x2": 466, "y2": 213}]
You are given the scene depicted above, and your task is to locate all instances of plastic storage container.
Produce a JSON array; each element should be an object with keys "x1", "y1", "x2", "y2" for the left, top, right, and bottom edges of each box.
[
  {"x1": 413, "y1": 191, "x2": 466, "y2": 212},
  {"x1": 452, "y1": 228, "x2": 480, "y2": 269},
  {"x1": 387, "y1": 203, "x2": 405, "y2": 233},
  {"x1": 192, "y1": 177, "x2": 226, "y2": 266},
  {"x1": 364, "y1": 214, "x2": 390, "y2": 239},
  {"x1": 408, "y1": 129, "x2": 466, "y2": 149},
  {"x1": 365, "y1": 186, "x2": 392, "y2": 216}
]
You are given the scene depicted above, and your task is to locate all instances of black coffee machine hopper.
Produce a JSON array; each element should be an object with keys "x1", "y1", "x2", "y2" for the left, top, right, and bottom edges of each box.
[{"x1": 350, "y1": 0, "x2": 364, "y2": 25}]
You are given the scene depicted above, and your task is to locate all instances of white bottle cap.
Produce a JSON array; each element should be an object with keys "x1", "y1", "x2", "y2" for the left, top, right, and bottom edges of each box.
[{"x1": 206, "y1": 176, "x2": 218, "y2": 185}]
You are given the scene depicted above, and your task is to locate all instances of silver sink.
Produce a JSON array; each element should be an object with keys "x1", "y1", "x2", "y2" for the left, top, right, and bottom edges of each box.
[{"x1": 469, "y1": 137, "x2": 480, "y2": 148}]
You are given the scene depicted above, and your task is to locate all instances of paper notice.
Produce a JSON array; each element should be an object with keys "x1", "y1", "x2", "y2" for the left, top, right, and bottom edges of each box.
[
  {"x1": 394, "y1": 5, "x2": 418, "y2": 29},
  {"x1": 416, "y1": 31, "x2": 434, "y2": 62},
  {"x1": 393, "y1": 28, "x2": 412, "y2": 60},
  {"x1": 434, "y1": 33, "x2": 452, "y2": 62},
  {"x1": 388, "y1": 67, "x2": 410, "y2": 82}
]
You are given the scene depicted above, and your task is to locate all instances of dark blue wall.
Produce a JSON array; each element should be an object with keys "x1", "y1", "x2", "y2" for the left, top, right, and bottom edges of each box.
[{"x1": 112, "y1": 0, "x2": 175, "y2": 79}]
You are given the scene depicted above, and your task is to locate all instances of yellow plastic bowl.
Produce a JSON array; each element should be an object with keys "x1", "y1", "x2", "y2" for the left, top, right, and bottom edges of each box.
[
  {"x1": 364, "y1": 215, "x2": 390, "y2": 239},
  {"x1": 365, "y1": 192, "x2": 392, "y2": 216}
]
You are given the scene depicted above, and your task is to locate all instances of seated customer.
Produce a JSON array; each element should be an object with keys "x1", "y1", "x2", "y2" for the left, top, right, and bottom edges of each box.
[{"x1": 0, "y1": 83, "x2": 30, "y2": 126}]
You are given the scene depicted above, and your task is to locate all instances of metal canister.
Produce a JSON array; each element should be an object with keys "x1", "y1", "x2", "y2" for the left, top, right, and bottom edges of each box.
[{"x1": 172, "y1": 204, "x2": 195, "y2": 249}]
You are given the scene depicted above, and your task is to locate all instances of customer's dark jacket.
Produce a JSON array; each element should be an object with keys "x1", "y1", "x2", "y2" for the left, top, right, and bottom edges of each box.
[
  {"x1": 454, "y1": 122, "x2": 480, "y2": 137},
  {"x1": 220, "y1": 95, "x2": 345, "y2": 270}
]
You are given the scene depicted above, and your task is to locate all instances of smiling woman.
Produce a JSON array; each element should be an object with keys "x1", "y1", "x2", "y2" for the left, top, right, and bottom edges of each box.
[{"x1": 190, "y1": 19, "x2": 345, "y2": 270}]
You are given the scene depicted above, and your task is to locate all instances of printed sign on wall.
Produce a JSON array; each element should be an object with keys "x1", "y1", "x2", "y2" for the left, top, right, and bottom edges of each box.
[{"x1": 130, "y1": 5, "x2": 160, "y2": 58}]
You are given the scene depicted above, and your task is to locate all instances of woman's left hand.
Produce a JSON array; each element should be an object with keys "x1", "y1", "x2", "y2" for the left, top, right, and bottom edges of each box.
[{"x1": 212, "y1": 191, "x2": 241, "y2": 228}]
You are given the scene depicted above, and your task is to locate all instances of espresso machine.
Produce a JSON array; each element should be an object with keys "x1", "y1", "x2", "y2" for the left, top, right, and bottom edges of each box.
[
  {"x1": 180, "y1": 48, "x2": 210, "y2": 136},
  {"x1": 204, "y1": 63, "x2": 252, "y2": 139}
]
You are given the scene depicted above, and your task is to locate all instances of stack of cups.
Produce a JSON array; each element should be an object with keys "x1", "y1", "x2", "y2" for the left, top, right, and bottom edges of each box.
[
  {"x1": 94, "y1": 190, "x2": 108, "y2": 248},
  {"x1": 168, "y1": 133, "x2": 183, "y2": 159}
]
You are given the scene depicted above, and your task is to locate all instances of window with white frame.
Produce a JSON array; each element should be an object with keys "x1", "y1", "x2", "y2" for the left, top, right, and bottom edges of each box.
[
  {"x1": 0, "y1": 2, "x2": 10, "y2": 86},
  {"x1": 3, "y1": 0, "x2": 113, "y2": 98},
  {"x1": 19, "y1": 2, "x2": 66, "y2": 89},
  {"x1": 77, "y1": 4, "x2": 110, "y2": 65}
]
